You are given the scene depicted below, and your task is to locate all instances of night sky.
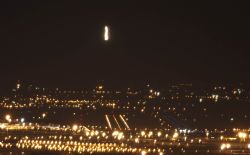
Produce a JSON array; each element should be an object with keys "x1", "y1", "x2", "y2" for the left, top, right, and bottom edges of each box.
[{"x1": 0, "y1": 1, "x2": 249, "y2": 90}]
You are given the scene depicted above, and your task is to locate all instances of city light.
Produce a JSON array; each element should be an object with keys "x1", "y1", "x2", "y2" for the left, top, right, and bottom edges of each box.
[
  {"x1": 141, "y1": 150, "x2": 147, "y2": 155},
  {"x1": 0, "y1": 82, "x2": 249, "y2": 154},
  {"x1": 157, "y1": 131, "x2": 162, "y2": 137},
  {"x1": 42, "y1": 113, "x2": 46, "y2": 118},
  {"x1": 141, "y1": 131, "x2": 146, "y2": 136},
  {"x1": 5, "y1": 114, "x2": 11, "y2": 123},
  {"x1": 173, "y1": 132, "x2": 179, "y2": 139},
  {"x1": 238, "y1": 132, "x2": 247, "y2": 140},
  {"x1": 220, "y1": 143, "x2": 231, "y2": 150},
  {"x1": 20, "y1": 118, "x2": 25, "y2": 123},
  {"x1": 72, "y1": 125, "x2": 78, "y2": 131}
]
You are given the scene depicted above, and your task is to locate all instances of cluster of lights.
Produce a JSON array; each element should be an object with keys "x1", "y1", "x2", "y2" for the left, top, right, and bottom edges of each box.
[
  {"x1": 238, "y1": 132, "x2": 248, "y2": 140},
  {"x1": 16, "y1": 137, "x2": 164, "y2": 154},
  {"x1": 2, "y1": 83, "x2": 250, "y2": 155},
  {"x1": 0, "y1": 141, "x2": 12, "y2": 148},
  {"x1": 112, "y1": 131, "x2": 124, "y2": 140},
  {"x1": 220, "y1": 143, "x2": 231, "y2": 150}
]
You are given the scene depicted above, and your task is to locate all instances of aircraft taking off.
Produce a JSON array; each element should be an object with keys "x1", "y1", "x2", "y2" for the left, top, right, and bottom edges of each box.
[{"x1": 104, "y1": 26, "x2": 110, "y2": 41}]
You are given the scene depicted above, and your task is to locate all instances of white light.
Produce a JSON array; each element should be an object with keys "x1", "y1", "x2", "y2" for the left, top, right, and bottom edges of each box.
[
  {"x1": 104, "y1": 26, "x2": 109, "y2": 41},
  {"x1": 42, "y1": 113, "x2": 46, "y2": 118},
  {"x1": 20, "y1": 118, "x2": 25, "y2": 123}
]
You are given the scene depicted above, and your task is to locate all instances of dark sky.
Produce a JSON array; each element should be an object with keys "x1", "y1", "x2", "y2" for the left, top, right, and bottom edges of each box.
[{"x1": 0, "y1": 1, "x2": 249, "y2": 90}]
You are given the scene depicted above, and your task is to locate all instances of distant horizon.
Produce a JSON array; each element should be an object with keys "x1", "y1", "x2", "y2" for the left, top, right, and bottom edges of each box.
[{"x1": 2, "y1": 79, "x2": 249, "y2": 91}]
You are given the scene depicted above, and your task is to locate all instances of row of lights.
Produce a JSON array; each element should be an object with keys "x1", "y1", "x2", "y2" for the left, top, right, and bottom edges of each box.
[{"x1": 17, "y1": 138, "x2": 164, "y2": 154}]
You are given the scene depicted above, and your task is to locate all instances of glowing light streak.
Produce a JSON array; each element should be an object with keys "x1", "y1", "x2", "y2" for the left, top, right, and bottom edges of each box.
[
  {"x1": 104, "y1": 26, "x2": 109, "y2": 41},
  {"x1": 105, "y1": 115, "x2": 112, "y2": 130},
  {"x1": 119, "y1": 115, "x2": 130, "y2": 130},
  {"x1": 113, "y1": 115, "x2": 121, "y2": 130}
]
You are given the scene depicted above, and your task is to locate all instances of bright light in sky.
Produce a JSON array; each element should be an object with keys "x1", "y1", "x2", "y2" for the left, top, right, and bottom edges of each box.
[{"x1": 104, "y1": 26, "x2": 109, "y2": 41}]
